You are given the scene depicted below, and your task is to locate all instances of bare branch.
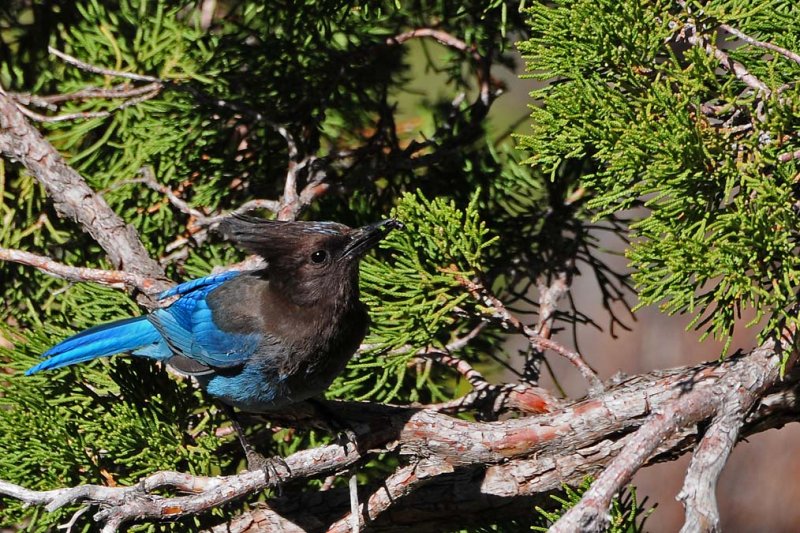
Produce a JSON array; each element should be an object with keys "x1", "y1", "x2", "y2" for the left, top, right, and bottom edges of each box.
[
  {"x1": 386, "y1": 27, "x2": 501, "y2": 128},
  {"x1": 136, "y1": 167, "x2": 208, "y2": 221},
  {"x1": 456, "y1": 273, "x2": 604, "y2": 393},
  {"x1": 526, "y1": 267, "x2": 573, "y2": 384},
  {"x1": 9, "y1": 82, "x2": 163, "y2": 123},
  {"x1": 0, "y1": 90, "x2": 169, "y2": 297},
  {"x1": 676, "y1": 337, "x2": 774, "y2": 533},
  {"x1": 549, "y1": 339, "x2": 789, "y2": 533},
  {"x1": 348, "y1": 473, "x2": 360, "y2": 533},
  {"x1": 387, "y1": 28, "x2": 482, "y2": 63},
  {"x1": 0, "y1": 437, "x2": 361, "y2": 531},
  {"x1": 48, "y1": 47, "x2": 160, "y2": 83},
  {"x1": 677, "y1": 407, "x2": 741, "y2": 533},
  {"x1": 11, "y1": 83, "x2": 162, "y2": 108},
  {"x1": 424, "y1": 350, "x2": 489, "y2": 390},
  {"x1": 719, "y1": 23, "x2": 800, "y2": 67},
  {"x1": 15, "y1": 106, "x2": 113, "y2": 123},
  {"x1": 131, "y1": 168, "x2": 280, "y2": 235},
  {"x1": 0, "y1": 247, "x2": 158, "y2": 293}
]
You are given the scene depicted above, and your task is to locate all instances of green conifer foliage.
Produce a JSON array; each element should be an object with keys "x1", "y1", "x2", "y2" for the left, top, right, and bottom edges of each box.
[{"x1": 518, "y1": 0, "x2": 800, "y2": 353}]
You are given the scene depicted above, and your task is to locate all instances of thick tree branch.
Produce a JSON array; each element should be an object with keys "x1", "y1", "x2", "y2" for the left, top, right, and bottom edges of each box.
[
  {"x1": 0, "y1": 89, "x2": 169, "y2": 297},
  {"x1": 677, "y1": 405, "x2": 742, "y2": 533},
  {"x1": 550, "y1": 338, "x2": 790, "y2": 532},
  {"x1": 1, "y1": 341, "x2": 796, "y2": 531},
  {"x1": 206, "y1": 354, "x2": 800, "y2": 532}
]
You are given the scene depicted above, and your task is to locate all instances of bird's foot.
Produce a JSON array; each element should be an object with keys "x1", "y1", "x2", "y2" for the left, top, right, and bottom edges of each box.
[
  {"x1": 335, "y1": 427, "x2": 358, "y2": 453},
  {"x1": 246, "y1": 451, "x2": 291, "y2": 492},
  {"x1": 307, "y1": 398, "x2": 360, "y2": 453}
]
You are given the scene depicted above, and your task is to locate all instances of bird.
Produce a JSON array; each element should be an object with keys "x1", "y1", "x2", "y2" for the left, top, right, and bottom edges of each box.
[{"x1": 27, "y1": 215, "x2": 402, "y2": 466}]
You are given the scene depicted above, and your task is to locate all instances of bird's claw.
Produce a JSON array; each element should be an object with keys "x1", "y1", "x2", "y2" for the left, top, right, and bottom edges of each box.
[
  {"x1": 335, "y1": 427, "x2": 358, "y2": 452},
  {"x1": 246, "y1": 451, "x2": 291, "y2": 493}
]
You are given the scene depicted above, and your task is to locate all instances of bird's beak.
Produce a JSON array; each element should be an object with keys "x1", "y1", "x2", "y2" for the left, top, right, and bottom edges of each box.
[{"x1": 342, "y1": 219, "x2": 404, "y2": 259}]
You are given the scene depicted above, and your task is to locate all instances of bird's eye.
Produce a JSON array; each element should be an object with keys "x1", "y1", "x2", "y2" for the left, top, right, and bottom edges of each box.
[{"x1": 310, "y1": 250, "x2": 328, "y2": 264}]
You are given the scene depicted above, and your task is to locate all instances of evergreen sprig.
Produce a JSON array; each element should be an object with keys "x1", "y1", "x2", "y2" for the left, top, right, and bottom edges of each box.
[
  {"x1": 532, "y1": 479, "x2": 653, "y2": 533},
  {"x1": 518, "y1": 0, "x2": 800, "y2": 353},
  {"x1": 332, "y1": 190, "x2": 498, "y2": 403}
]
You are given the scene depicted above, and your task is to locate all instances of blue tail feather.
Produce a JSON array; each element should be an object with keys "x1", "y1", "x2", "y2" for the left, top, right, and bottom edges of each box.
[{"x1": 26, "y1": 316, "x2": 163, "y2": 375}]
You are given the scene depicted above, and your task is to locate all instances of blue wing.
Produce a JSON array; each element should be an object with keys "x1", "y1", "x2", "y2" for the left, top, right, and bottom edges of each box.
[
  {"x1": 150, "y1": 271, "x2": 261, "y2": 370},
  {"x1": 157, "y1": 270, "x2": 242, "y2": 300}
]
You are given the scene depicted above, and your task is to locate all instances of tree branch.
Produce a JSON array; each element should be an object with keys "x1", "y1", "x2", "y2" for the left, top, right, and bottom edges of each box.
[
  {"x1": 2, "y1": 340, "x2": 795, "y2": 531},
  {"x1": 48, "y1": 46, "x2": 160, "y2": 83},
  {"x1": 719, "y1": 23, "x2": 800, "y2": 67},
  {"x1": 456, "y1": 274, "x2": 603, "y2": 393},
  {"x1": 0, "y1": 89, "x2": 169, "y2": 299},
  {"x1": 677, "y1": 406, "x2": 742, "y2": 533},
  {"x1": 550, "y1": 338, "x2": 791, "y2": 532},
  {"x1": 0, "y1": 247, "x2": 158, "y2": 293},
  {"x1": 676, "y1": 21, "x2": 771, "y2": 97}
]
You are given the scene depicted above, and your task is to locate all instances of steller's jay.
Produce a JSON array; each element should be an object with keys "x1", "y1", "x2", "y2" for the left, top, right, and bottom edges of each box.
[{"x1": 27, "y1": 215, "x2": 401, "y2": 465}]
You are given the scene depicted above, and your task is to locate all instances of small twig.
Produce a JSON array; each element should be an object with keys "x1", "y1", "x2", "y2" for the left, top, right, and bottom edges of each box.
[
  {"x1": 137, "y1": 167, "x2": 207, "y2": 221},
  {"x1": 0, "y1": 247, "x2": 159, "y2": 293},
  {"x1": 57, "y1": 506, "x2": 90, "y2": 533},
  {"x1": 15, "y1": 106, "x2": 114, "y2": 123},
  {"x1": 48, "y1": 46, "x2": 160, "y2": 83},
  {"x1": 719, "y1": 23, "x2": 800, "y2": 67},
  {"x1": 134, "y1": 168, "x2": 280, "y2": 228},
  {"x1": 18, "y1": 87, "x2": 161, "y2": 123},
  {"x1": 443, "y1": 321, "x2": 486, "y2": 352},
  {"x1": 416, "y1": 323, "x2": 490, "y2": 390},
  {"x1": 327, "y1": 460, "x2": 454, "y2": 533},
  {"x1": 348, "y1": 473, "x2": 360, "y2": 533},
  {"x1": 9, "y1": 82, "x2": 163, "y2": 123},
  {"x1": 526, "y1": 268, "x2": 572, "y2": 384},
  {"x1": 416, "y1": 322, "x2": 558, "y2": 417},
  {"x1": 388, "y1": 28, "x2": 482, "y2": 63},
  {"x1": 424, "y1": 350, "x2": 489, "y2": 390},
  {"x1": 10, "y1": 84, "x2": 158, "y2": 108},
  {"x1": 386, "y1": 27, "x2": 501, "y2": 134},
  {"x1": 456, "y1": 274, "x2": 604, "y2": 393},
  {"x1": 319, "y1": 475, "x2": 336, "y2": 492},
  {"x1": 277, "y1": 157, "x2": 329, "y2": 221}
]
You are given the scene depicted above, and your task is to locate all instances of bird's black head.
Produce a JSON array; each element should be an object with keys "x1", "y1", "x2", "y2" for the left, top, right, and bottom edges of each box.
[{"x1": 218, "y1": 215, "x2": 402, "y2": 306}]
